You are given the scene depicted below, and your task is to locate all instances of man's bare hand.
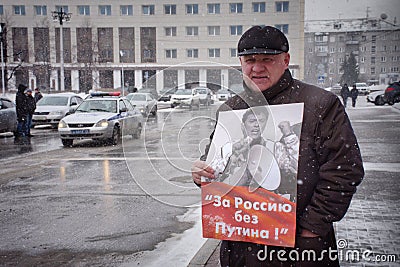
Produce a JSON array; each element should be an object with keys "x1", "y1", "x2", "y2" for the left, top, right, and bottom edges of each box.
[{"x1": 191, "y1": 160, "x2": 215, "y2": 185}]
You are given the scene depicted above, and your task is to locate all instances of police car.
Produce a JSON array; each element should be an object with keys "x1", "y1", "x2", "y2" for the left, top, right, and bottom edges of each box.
[{"x1": 58, "y1": 92, "x2": 143, "y2": 147}]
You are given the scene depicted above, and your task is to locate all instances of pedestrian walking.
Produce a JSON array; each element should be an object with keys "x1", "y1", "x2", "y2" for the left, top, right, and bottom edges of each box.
[
  {"x1": 340, "y1": 83, "x2": 350, "y2": 108},
  {"x1": 351, "y1": 84, "x2": 359, "y2": 107},
  {"x1": 192, "y1": 26, "x2": 364, "y2": 266},
  {"x1": 24, "y1": 88, "x2": 36, "y2": 137},
  {"x1": 15, "y1": 84, "x2": 28, "y2": 139},
  {"x1": 34, "y1": 88, "x2": 43, "y2": 103}
]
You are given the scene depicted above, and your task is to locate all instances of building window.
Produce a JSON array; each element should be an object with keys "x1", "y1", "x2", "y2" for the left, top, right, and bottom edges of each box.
[
  {"x1": 329, "y1": 69, "x2": 335, "y2": 74},
  {"x1": 209, "y1": 48, "x2": 220, "y2": 58},
  {"x1": 0, "y1": 5, "x2": 3, "y2": 15},
  {"x1": 370, "y1": 67, "x2": 375, "y2": 74},
  {"x1": 186, "y1": 27, "x2": 198, "y2": 36},
  {"x1": 381, "y1": 67, "x2": 386, "y2": 73},
  {"x1": 330, "y1": 36, "x2": 335, "y2": 42},
  {"x1": 381, "y1": 45, "x2": 387, "y2": 52},
  {"x1": 142, "y1": 5, "x2": 155, "y2": 15},
  {"x1": 393, "y1": 56, "x2": 398, "y2": 62},
  {"x1": 339, "y1": 36, "x2": 345, "y2": 42},
  {"x1": 308, "y1": 47, "x2": 313, "y2": 53},
  {"x1": 165, "y1": 27, "x2": 177, "y2": 36},
  {"x1": 315, "y1": 36, "x2": 324, "y2": 42},
  {"x1": 371, "y1": 57, "x2": 375, "y2": 64},
  {"x1": 275, "y1": 24, "x2": 288, "y2": 34},
  {"x1": 164, "y1": 5, "x2": 176, "y2": 15},
  {"x1": 99, "y1": 5, "x2": 111, "y2": 15},
  {"x1": 360, "y1": 46, "x2": 366, "y2": 52},
  {"x1": 371, "y1": 35, "x2": 376, "y2": 44},
  {"x1": 275, "y1": 1, "x2": 289, "y2": 12},
  {"x1": 330, "y1": 47, "x2": 335, "y2": 53},
  {"x1": 338, "y1": 47, "x2": 344, "y2": 53},
  {"x1": 360, "y1": 66, "x2": 365, "y2": 73},
  {"x1": 166, "y1": 49, "x2": 177, "y2": 58},
  {"x1": 253, "y1": 2, "x2": 266, "y2": 12},
  {"x1": 56, "y1": 6, "x2": 69, "y2": 13},
  {"x1": 329, "y1": 58, "x2": 334, "y2": 63},
  {"x1": 230, "y1": 3, "x2": 243, "y2": 13},
  {"x1": 339, "y1": 57, "x2": 344, "y2": 63},
  {"x1": 362, "y1": 35, "x2": 367, "y2": 41},
  {"x1": 381, "y1": 56, "x2": 387, "y2": 62},
  {"x1": 208, "y1": 26, "x2": 220, "y2": 36},
  {"x1": 78, "y1": 5, "x2": 90, "y2": 15},
  {"x1": 316, "y1": 46, "x2": 328, "y2": 53},
  {"x1": 186, "y1": 4, "x2": 199, "y2": 14},
  {"x1": 13, "y1": 5, "x2": 26, "y2": 15},
  {"x1": 230, "y1": 48, "x2": 237, "y2": 57},
  {"x1": 207, "y1": 3, "x2": 220, "y2": 14},
  {"x1": 360, "y1": 56, "x2": 365, "y2": 63},
  {"x1": 120, "y1": 5, "x2": 133, "y2": 16},
  {"x1": 339, "y1": 68, "x2": 344, "y2": 74},
  {"x1": 230, "y1": 25, "x2": 243, "y2": 36},
  {"x1": 34, "y1": 6, "x2": 47, "y2": 16},
  {"x1": 391, "y1": 67, "x2": 399, "y2": 72},
  {"x1": 187, "y1": 49, "x2": 199, "y2": 58},
  {"x1": 371, "y1": 46, "x2": 376, "y2": 53}
]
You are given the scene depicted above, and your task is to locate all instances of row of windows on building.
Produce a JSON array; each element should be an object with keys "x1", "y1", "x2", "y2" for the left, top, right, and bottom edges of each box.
[
  {"x1": 309, "y1": 33, "x2": 400, "y2": 43},
  {"x1": 309, "y1": 45, "x2": 399, "y2": 53},
  {"x1": 0, "y1": 2, "x2": 290, "y2": 16},
  {"x1": 315, "y1": 56, "x2": 400, "y2": 64},
  {"x1": 326, "y1": 66, "x2": 399, "y2": 75}
]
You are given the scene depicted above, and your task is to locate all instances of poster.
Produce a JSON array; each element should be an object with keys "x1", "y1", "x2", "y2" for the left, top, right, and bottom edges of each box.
[{"x1": 202, "y1": 103, "x2": 304, "y2": 247}]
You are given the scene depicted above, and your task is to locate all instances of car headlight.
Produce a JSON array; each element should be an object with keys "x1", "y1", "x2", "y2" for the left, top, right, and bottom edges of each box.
[
  {"x1": 50, "y1": 110, "x2": 64, "y2": 115},
  {"x1": 94, "y1": 119, "x2": 109, "y2": 127},
  {"x1": 58, "y1": 120, "x2": 68, "y2": 128}
]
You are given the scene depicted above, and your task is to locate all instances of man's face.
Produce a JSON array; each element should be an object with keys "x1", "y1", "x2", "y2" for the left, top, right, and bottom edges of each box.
[
  {"x1": 243, "y1": 113, "x2": 267, "y2": 139},
  {"x1": 240, "y1": 53, "x2": 290, "y2": 92}
]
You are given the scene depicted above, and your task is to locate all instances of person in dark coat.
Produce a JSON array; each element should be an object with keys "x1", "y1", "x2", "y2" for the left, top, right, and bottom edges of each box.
[
  {"x1": 34, "y1": 88, "x2": 43, "y2": 103},
  {"x1": 192, "y1": 26, "x2": 364, "y2": 266},
  {"x1": 15, "y1": 83, "x2": 28, "y2": 138},
  {"x1": 24, "y1": 88, "x2": 36, "y2": 137},
  {"x1": 340, "y1": 83, "x2": 350, "y2": 108},
  {"x1": 350, "y1": 84, "x2": 359, "y2": 107}
]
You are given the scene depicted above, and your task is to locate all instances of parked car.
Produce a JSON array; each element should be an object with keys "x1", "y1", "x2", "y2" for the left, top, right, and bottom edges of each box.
[
  {"x1": 0, "y1": 97, "x2": 17, "y2": 135},
  {"x1": 354, "y1": 82, "x2": 370, "y2": 95},
  {"x1": 194, "y1": 87, "x2": 212, "y2": 105},
  {"x1": 138, "y1": 88, "x2": 159, "y2": 99},
  {"x1": 158, "y1": 87, "x2": 177, "y2": 102},
  {"x1": 126, "y1": 92, "x2": 157, "y2": 116},
  {"x1": 384, "y1": 81, "x2": 400, "y2": 105},
  {"x1": 330, "y1": 84, "x2": 342, "y2": 95},
  {"x1": 366, "y1": 90, "x2": 386, "y2": 106},
  {"x1": 58, "y1": 92, "x2": 143, "y2": 147},
  {"x1": 170, "y1": 88, "x2": 200, "y2": 108},
  {"x1": 32, "y1": 93, "x2": 83, "y2": 128},
  {"x1": 217, "y1": 89, "x2": 231, "y2": 101}
]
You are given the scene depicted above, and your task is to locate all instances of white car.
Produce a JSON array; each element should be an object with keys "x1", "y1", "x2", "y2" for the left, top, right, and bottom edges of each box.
[
  {"x1": 33, "y1": 93, "x2": 83, "y2": 128},
  {"x1": 217, "y1": 89, "x2": 231, "y2": 101},
  {"x1": 366, "y1": 90, "x2": 386, "y2": 106},
  {"x1": 58, "y1": 92, "x2": 143, "y2": 147},
  {"x1": 194, "y1": 87, "x2": 212, "y2": 106},
  {"x1": 126, "y1": 92, "x2": 157, "y2": 116},
  {"x1": 170, "y1": 88, "x2": 200, "y2": 108},
  {"x1": 354, "y1": 82, "x2": 370, "y2": 95}
]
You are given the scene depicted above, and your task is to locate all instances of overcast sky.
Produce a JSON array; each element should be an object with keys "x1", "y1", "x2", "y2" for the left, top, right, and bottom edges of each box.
[{"x1": 305, "y1": 0, "x2": 400, "y2": 23}]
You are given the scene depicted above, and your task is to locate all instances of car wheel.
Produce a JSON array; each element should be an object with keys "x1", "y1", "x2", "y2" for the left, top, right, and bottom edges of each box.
[
  {"x1": 170, "y1": 104, "x2": 175, "y2": 108},
  {"x1": 151, "y1": 105, "x2": 157, "y2": 116},
  {"x1": 108, "y1": 126, "x2": 120, "y2": 145},
  {"x1": 61, "y1": 139, "x2": 73, "y2": 147},
  {"x1": 375, "y1": 96, "x2": 385, "y2": 106},
  {"x1": 133, "y1": 123, "x2": 142, "y2": 139}
]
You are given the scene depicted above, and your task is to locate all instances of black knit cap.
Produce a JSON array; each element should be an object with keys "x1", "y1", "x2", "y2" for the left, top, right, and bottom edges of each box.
[{"x1": 237, "y1": 26, "x2": 289, "y2": 56}]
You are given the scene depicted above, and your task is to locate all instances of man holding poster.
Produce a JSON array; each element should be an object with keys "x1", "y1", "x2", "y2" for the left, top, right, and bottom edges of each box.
[{"x1": 192, "y1": 26, "x2": 364, "y2": 266}]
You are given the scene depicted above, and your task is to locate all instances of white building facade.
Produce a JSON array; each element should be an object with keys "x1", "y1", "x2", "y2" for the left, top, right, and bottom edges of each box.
[{"x1": 0, "y1": 0, "x2": 305, "y2": 92}]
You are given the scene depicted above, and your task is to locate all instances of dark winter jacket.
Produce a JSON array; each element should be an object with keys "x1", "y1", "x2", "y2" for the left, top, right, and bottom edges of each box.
[
  {"x1": 34, "y1": 92, "x2": 43, "y2": 103},
  {"x1": 26, "y1": 94, "x2": 36, "y2": 115},
  {"x1": 16, "y1": 84, "x2": 28, "y2": 119},
  {"x1": 201, "y1": 69, "x2": 364, "y2": 238},
  {"x1": 340, "y1": 84, "x2": 350, "y2": 99},
  {"x1": 351, "y1": 88, "x2": 359, "y2": 99}
]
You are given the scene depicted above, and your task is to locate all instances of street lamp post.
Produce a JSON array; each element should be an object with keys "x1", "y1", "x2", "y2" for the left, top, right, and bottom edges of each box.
[
  {"x1": 120, "y1": 50, "x2": 125, "y2": 96},
  {"x1": 52, "y1": 8, "x2": 71, "y2": 91},
  {"x1": 0, "y1": 23, "x2": 5, "y2": 96}
]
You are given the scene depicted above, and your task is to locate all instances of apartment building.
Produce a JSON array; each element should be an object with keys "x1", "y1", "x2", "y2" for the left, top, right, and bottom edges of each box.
[
  {"x1": 304, "y1": 18, "x2": 400, "y2": 87},
  {"x1": 0, "y1": 0, "x2": 304, "y2": 92}
]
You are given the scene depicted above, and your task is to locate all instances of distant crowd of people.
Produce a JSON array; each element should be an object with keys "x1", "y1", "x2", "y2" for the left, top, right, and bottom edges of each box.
[
  {"x1": 14, "y1": 84, "x2": 42, "y2": 143},
  {"x1": 340, "y1": 83, "x2": 359, "y2": 108}
]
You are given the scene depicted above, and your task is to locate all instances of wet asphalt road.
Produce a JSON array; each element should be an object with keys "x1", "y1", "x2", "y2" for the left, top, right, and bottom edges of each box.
[{"x1": 0, "y1": 103, "x2": 217, "y2": 266}]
